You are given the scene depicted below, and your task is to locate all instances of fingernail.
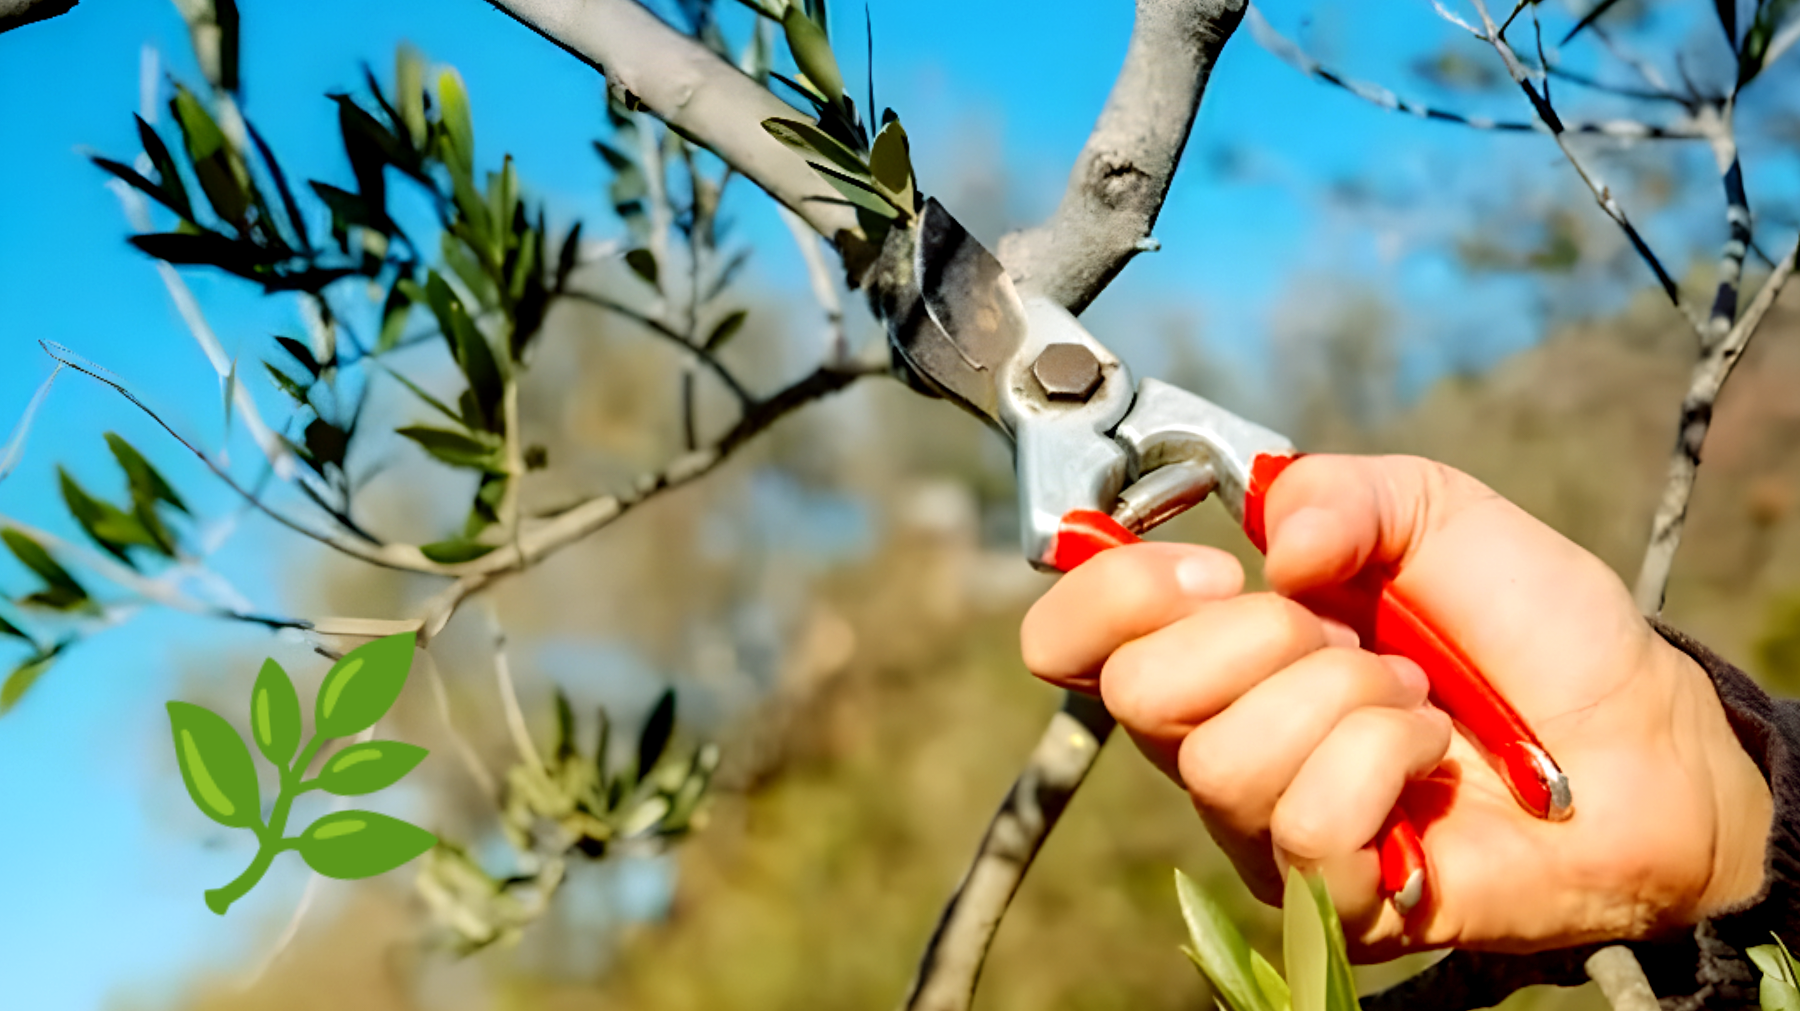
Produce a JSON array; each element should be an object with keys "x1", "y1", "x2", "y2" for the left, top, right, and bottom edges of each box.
[
  {"x1": 1321, "y1": 618, "x2": 1360, "y2": 649},
  {"x1": 1383, "y1": 655, "x2": 1431, "y2": 699},
  {"x1": 1176, "y1": 555, "x2": 1237, "y2": 598}
]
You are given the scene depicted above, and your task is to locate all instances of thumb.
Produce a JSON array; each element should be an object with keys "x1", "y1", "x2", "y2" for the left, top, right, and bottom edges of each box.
[{"x1": 1260, "y1": 455, "x2": 1477, "y2": 598}]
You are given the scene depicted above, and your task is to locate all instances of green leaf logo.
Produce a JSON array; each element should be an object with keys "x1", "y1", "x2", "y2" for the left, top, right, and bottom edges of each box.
[
  {"x1": 167, "y1": 702, "x2": 262, "y2": 830},
  {"x1": 174, "y1": 632, "x2": 433, "y2": 915},
  {"x1": 315, "y1": 632, "x2": 416, "y2": 737},
  {"x1": 297, "y1": 810, "x2": 437, "y2": 879},
  {"x1": 250, "y1": 658, "x2": 301, "y2": 767},
  {"x1": 316, "y1": 741, "x2": 429, "y2": 796}
]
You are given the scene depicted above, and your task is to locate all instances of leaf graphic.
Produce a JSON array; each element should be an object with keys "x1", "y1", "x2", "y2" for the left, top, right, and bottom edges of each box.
[
  {"x1": 296, "y1": 810, "x2": 437, "y2": 879},
  {"x1": 251, "y1": 658, "x2": 301, "y2": 767},
  {"x1": 314, "y1": 632, "x2": 416, "y2": 738},
  {"x1": 167, "y1": 701, "x2": 262, "y2": 829},
  {"x1": 315, "y1": 740, "x2": 429, "y2": 795}
]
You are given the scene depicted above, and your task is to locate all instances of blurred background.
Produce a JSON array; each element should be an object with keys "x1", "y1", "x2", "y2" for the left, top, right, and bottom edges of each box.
[{"x1": 2, "y1": 0, "x2": 1799, "y2": 1009}]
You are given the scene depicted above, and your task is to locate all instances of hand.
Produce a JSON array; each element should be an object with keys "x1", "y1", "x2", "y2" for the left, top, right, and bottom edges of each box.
[{"x1": 1020, "y1": 454, "x2": 1770, "y2": 958}]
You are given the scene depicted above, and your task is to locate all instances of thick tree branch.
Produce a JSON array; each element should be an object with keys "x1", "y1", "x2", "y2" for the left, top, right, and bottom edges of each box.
[
  {"x1": 1633, "y1": 234, "x2": 1798, "y2": 614},
  {"x1": 483, "y1": 0, "x2": 859, "y2": 245},
  {"x1": 996, "y1": 0, "x2": 1247, "y2": 315}
]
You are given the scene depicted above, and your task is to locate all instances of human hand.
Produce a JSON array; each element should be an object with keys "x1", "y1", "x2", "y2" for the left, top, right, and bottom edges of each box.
[{"x1": 1020, "y1": 454, "x2": 1770, "y2": 958}]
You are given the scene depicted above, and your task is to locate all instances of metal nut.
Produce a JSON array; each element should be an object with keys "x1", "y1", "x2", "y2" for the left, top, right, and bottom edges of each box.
[{"x1": 1031, "y1": 343, "x2": 1103, "y2": 402}]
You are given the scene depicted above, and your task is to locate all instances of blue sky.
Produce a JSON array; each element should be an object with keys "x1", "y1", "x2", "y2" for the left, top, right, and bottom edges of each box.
[{"x1": 0, "y1": 0, "x2": 1791, "y2": 1008}]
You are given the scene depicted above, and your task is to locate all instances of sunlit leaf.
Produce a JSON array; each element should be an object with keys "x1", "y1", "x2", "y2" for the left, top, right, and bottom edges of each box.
[
  {"x1": 783, "y1": 5, "x2": 844, "y2": 106},
  {"x1": 296, "y1": 810, "x2": 437, "y2": 879},
  {"x1": 396, "y1": 426, "x2": 504, "y2": 473},
  {"x1": 437, "y1": 68, "x2": 475, "y2": 180},
  {"x1": 868, "y1": 117, "x2": 914, "y2": 211},
  {"x1": 1282, "y1": 870, "x2": 1356, "y2": 1011},
  {"x1": 0, "y1": 645, "x2": 61, "y2": 716},
  {"x1": 167, "y1": 700, "x2": 261, "y2": 829},
  {"x1": 1175, "y1": 869, "x2": 1278, "y2": 1011},
  {"x1": 315, "y1": 740, "x2": 429, "y2": 795},
  {"x1": 314, "y1": 631, "x2": 416, "y2": 738},
  {"x1": 251, "y1": 658, "x2": 302, "y2": 767},
  {"x1": 418, "y1": 539, "x2": 498, "y2": 563},
  {"x1": 3, "y1": 529, "x2": 88, "y2": 611},
  {"x1": 396, "y1": 44, "x2": 428, "y2": 150},
  {"x1": 762, "y1": 117, "x2": 868, "y2": 179}
]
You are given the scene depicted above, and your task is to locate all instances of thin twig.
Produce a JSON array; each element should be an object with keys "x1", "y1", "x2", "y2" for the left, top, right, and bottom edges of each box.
[
  {"x1": 1633, "y1": 234, "x2": 1799, "y2": 614},
  {"x1": 780, "y1": 205, "x2": 848, "y2": 364},
  {"x1": 559, "y1": 290, "x2": 754, "y2": 405},
  {"x1": 0, "y1": 365, "x2": 62, "y2": 485},
  {"x1": 1584, "y1": 946, "x2": 1660, "y2": 1011},
  {"x1": 486, "y1": 603, "x2": 546, "y2": 776}
]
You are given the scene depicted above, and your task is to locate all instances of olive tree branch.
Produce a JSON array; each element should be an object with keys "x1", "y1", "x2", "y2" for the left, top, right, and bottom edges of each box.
[
  {"x1": 0, "y1": 0, "x2": 75, "y2": 35},
  {"x1": 483, "y1": 0, "x2": 860, "y2": 247},
  {"x1": 1633, "y1": 233, "x2": 1799, "y2": 614}
]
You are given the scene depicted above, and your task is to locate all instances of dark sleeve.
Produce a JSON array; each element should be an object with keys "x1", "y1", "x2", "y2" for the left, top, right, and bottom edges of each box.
[
  {"x1": 1365, "y1": 621, "x2": 1800, "y2": 1011},
  {"x1": 1635, "y1": 619, "x2": 1800, "y2": 1010}
]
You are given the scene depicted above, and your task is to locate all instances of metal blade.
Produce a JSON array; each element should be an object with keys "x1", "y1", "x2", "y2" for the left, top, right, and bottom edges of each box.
[{"x1": 889, "y1": 198, "x2": 1031, "y2": 426}]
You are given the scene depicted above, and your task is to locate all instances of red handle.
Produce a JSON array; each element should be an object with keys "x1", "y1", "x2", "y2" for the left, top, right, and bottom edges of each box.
[
  {"x1": 1243, "y1": 453, "x2": 1571, "y2": 823},
  {"x1": 1047, "y1": 505, "x2": 1432, "y2": 914}
]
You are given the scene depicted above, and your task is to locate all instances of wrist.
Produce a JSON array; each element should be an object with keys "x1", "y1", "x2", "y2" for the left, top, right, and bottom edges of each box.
[{"x1": 1665, "y1": 643, "x2": 1772, "y2": 918}]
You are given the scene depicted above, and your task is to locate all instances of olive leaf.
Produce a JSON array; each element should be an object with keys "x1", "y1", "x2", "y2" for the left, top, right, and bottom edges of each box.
[
  {"x1": 436, "y1": 68, "x2": 475, "y2": 180},
  {"x1": 419, "y1": 539, "x2": 499, "y2": 563},
  {"x1": 168, "y1": 701, "x2": 262, "y2": 830},
  {"x1": 1175, "y1": 868, "x2": 1280, "y2": 1011},
  {"x1": 396, "y1": 426, "x2": 505, "y2": 473},
  {"x1": 782, "y1": 5, "x2": 844, "y2": 107},
  {"x1": 868, "y1": 118, "x2": 914, "y2": 212},
  {"x1": 0, "y1": 645, "x2": 62, "y2": 716},
  {"x1": 297, "y1": 810, "x2": 438, "y2": 879},
  {"x1": 1282, "y1": 869, "x2": 1357, "y2": 1011},
  {"x1": 314, "y1": 631, "x2": 417, "y2": 738},
  {"x1": 705, "y1": 309, "x2": 748, "y2": 351},
  {"x1": 637, "y1": 687, "x2": 677, "y2": 779},
  {"x1": 4, "y1": 528, "x2": 90, "y2": 612},
  {"x1": 251, "y1": 658, "x2": 302, "y2": 767},
  {"x1": 315, "y1": 740, "x2": 429, "y2": 795}
]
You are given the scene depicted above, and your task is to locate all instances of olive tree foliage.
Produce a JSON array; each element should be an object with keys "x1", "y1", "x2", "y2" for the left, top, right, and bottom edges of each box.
[{"x1": 3, "y1": 0, "x2": 1799, "y2": 1007}]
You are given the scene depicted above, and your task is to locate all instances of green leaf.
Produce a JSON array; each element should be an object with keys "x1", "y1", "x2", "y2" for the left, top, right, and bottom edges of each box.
[
  {"x1": 378, "y1": 280, "x2": 413, "y2": 353},
  {"x1": 762, "y1": 117, "x2": 869, "y2": 180},
  {"x1": 418, "y1": 539, "x2": 498, "y2": 563},
  {"x1": 136, "y1": 115, "x2": 195, "y2": 220},
  {"x1": 128, "y1": 232, "x2": 284, "y2": 276},
  {"x1": 251, "y1": 658, "x2": 302, "y2": 767},
  {"x1": 315, "y1": 740, "x2": 428, "y2": 795},
  {"x1": 264, "y1": 362, "x2": 311, "y2": 405},
  {"x1": 106, "y1": 434, "x2": 188, "y2": 515},
  {"x1": 303, "y1": 418, "x2": 349, "y2": 473},
  {"x1": 1175, "y1": 869, "x2": 1277, "y2": 1011},
  {"x1": 1741, "y1": 0, "x2": 1800, "y2": 85},
  {"x1": 637, "y1": 688, "x2": 676, "y2": 779},
  {"x1": 1560, "y1": 0, "x2": 1631, "y2": 45},
  {"x1": 167, "y1": 701, "x2": 262, "y2": 829},
  {"x1": 171, "y1": 85, "x2": 226, "y2": 162},
  {"x1": 705, "y1": 309, "x2": 748, "y2": 351},
  {"x1": 59, "y1": 469, "x2": 159, "y2": 563},
  {"x1": 868, "y1": 117, "x2": 914, "y2": 209},
  {"x1": 0, "y1": 612, "x2": 30, "y2": 643},
  {"x1": 422, "y1": 272, "x2": 503, "y2": 429},
  {"x1": 3, "y1": 529, "x2": 88, "y2": 612},
  {"x1": 593, "y1": 704, "x2": 614, "y2": 790},
  {"x1": 1282, "y1": 870, "x2": 1357, "y2": 1011},
  {"x1": 782, "y1": 5, "x2": 844, "y2": 106},
  {"x1": 437, "y1": 68, "x2": 475, "y2": 179},
  {"x1": 396, "y1": 426, "x2": 504, "y2": 473},
  {"x1": 396, "y1": 44, "x2": 428, "y2": 150},
  {"x1": 555, "y1": 222, "x2": 583, "y2": 291},
  {"x1": 0, "y1": 646, "x2": 61, "y2": 716},
  {"x1": 92, "y1": 157, "x2": 191, "y2": 222},
  {"x1": 275, "y1": 336, "x2": 321, "y2": 377},
  {"x1": 1252, "y1": 950, "x2": 1292, "y2": 1011},
  {"x1": 624, "y1": 248, "x2": 659, "y2": 287},
  {"x1": 554, "y1": 688, "x2": 578, "y2": 761},
  {"x1": 379, "y1": 366, "x2": 463, "y2": 427},
  {"x1": 295, "y1": 810, "x2": 437, "y2": 879},
  {"x1": 593, "y1": 140, "x2": 634, "y2": 173},
  {"x1": 314, "y1": 631, "x2": 416, "y2": 738}
]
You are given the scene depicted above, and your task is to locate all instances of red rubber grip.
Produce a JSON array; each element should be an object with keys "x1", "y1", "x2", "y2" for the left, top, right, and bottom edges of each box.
[{"x1": 1242, "y1": 452, "x2": 1568, "y2": 821}]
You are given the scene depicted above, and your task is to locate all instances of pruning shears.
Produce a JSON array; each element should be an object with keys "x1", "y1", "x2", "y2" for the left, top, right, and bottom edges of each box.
[{"x1": 884, "y1": 198, "x2": 1573, "y2": 915}]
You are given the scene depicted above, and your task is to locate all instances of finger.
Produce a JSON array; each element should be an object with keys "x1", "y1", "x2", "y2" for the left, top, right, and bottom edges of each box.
[
  {"x1": 1021, "y1": 542, "x2": 1244, "y2": 691},
  {"x1": 1268, "y1": 704, "x2": 1453, "y2": 865},
  {"x1": 1100, "y1": 593, "x2": 1345, "y2": 768},
  {"x1": 1260, "y1": 455, "x2": 1485, "y2": 598},
  {"x1": 1171, "y1": 648, "x2": 1430, "y2": 820}
]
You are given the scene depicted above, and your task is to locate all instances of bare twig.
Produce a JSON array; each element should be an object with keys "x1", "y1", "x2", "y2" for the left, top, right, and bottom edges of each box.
[
  {"x1": 903, "y1": 694, "x2": 1114, "y2": 1011},
  {"x1": 1584, "y1": 946, "x2": 1660, "y2": 1011},
  {"x1": 559, "y1": 290, "x2": 754, "y2": 404},
  {"x1": 1633, "y1": 235, "x2": 1799, "y2": 614},
  {"x1": 487, "y1": 605, "x2": 545, "y2": 775},
  {"x1": 780, "y1": 205, "x2": 848, "y2": 364},
  {"x1": 996, "y1": 0, "x2": 1248, "y2": 314},
  {"x1": 1467, "y1": 0, "x2": 1693, "y2": 322},
  {"x1": 0, "y1": 365, "x2": 62, "y2": 485},
  {"x1": 483, "y1": 0, "x2": 859, "y2": 246}
]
